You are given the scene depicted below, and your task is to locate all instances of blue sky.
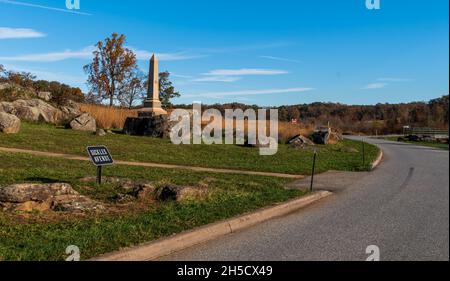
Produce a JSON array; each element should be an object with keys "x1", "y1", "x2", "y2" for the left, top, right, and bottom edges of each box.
[{"x1": 0, "y1": 0, "x2": 448, "y2": 106}]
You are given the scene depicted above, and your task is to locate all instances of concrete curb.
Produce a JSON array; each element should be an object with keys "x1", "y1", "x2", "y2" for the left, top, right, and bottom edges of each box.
[
  {"x1": 91, "y1": 191, "x2": 332, "y2": 261},
  {"x1": 371, "y1": 148, "x2": 384, "y2": 170}
]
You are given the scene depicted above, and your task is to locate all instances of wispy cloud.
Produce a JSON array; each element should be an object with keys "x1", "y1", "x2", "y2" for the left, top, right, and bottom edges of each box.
[
  {"x1": 131, "y1": 48, "x2": 205, "y2": 61},
  {"x1": 0, "y1": 0, "x2": 92, "y2": 16},
  {"x1": 260, "y1": 55, "x2": 301, "y2": 63},
  {"x1": 0, "y1": 46, "x2": 203, "y2": 62},
  {"x1": 204, "y1": 68, "x2": 288, "y2": 76},
  {"x1": 0, "y1": 27, "x2": 45, "y2": 39},
  {"x1": 191, "y1": 68, "x2": 289, "y2": 83},
  {"x1": 377, "y1": 77, "x2": 413, "y2": 82},
  {"x1": 362, "y1": 83, "x2": 388, "y2": 90},
  {"x1": 184, "y1": 87, "x2": 314, "y2": 98},
  {"x1": 0, "y1": 46, "x2": 95, "y2": 62},
  {"x1": 192, "y1": 76, "x2": 242, "y2": 83}
]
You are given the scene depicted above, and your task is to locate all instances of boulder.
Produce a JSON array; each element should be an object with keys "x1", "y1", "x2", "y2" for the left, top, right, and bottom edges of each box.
[
  {"x1": 0, "y1": 183, "x2": 104, "y2": 213},
  {"x1": 287, "y1": 134, "x2": 315, "y2": 148},
  {"x1": 0, "y1": 83, "x2": 11, "y2": 90},
  {"x1": 0, "y1": 183, "x2": 77, "y2": 203},
  {"x1": 155, "y1": 185, "x2": 207, "y2": 201},
  {"x1": 59, "y1": 101, "x2": 82, "y2": 123},
  {"x1": 0, "y1": 112, "x2": 20, "y2": 134},
  {"x1": 96, "y1": 128, "x2": 106, "y2": 136},
  {"x1": 37, "y1": 91, "x2": 52, "y2": 102},
  {"x1": 70, "y1": 113, "x2": 96, "y2": 132},
  {"x1": 12, "y1": 99, "x2": 59, "y2": 124},
  {"x1": 0, "y1": 102, "x2": 16, "y2": 114},
  {"x1": 52, "y1": 194, "x2": 104, "y2": 212}
]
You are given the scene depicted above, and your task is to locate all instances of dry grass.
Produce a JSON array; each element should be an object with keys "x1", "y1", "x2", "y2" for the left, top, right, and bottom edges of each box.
[
  {"x1": 80, "y1": 104, "x2": 314, "y2": 141},
  {"x1": 80, "y1": 104, "x2": 138, "y2": 129}
]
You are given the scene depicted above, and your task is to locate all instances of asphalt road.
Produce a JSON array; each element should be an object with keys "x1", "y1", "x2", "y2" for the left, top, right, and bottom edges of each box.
[{"x1": 162, "y1": 138, "x2": 449, "y2": 261}]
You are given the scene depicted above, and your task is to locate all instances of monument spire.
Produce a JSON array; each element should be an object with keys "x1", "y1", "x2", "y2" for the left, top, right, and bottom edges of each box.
[{"x1": 140, "y1": 53, "x2": 167, "y2": 116}]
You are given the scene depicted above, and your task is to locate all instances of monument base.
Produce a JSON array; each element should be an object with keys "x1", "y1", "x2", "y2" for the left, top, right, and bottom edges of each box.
[{"x1": 123, "y1": 115, "x2": 172, "y2": 138}]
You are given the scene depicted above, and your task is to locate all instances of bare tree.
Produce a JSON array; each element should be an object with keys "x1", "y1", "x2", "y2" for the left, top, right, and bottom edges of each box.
[
  {"x1": 119, "y1": 70, "x2": 146, "y2": 108},
  {"x1": 84, "y1": 33, "x2": 137, "y2": 106}
]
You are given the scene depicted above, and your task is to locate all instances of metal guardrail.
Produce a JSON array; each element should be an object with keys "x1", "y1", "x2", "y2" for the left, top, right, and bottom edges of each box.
[{"x1": 404, "y1": 127, "x2": 449, "y2": 137}]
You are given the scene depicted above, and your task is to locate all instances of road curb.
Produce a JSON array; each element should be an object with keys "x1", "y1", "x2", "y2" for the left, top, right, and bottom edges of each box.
[
  {"x1": 91, "y1": 191, "x2": 332, "y2": 261},
  {"x1": 371, "y1": 148, "x2": 384, "y2": 170}
]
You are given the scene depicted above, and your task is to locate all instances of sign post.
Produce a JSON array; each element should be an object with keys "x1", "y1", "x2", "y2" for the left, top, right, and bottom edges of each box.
[
  {"x1": 86, "y1": 146, "x2": 114, "y2": 185},
  {"x1": 310, "y1": 149, "x2": 317, "y2": 192}
]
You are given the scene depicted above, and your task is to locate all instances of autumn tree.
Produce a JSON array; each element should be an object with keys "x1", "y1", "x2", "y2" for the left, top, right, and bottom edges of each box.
[{"x1": 84, "y1": 33, "x2": 137, "y2": 106}]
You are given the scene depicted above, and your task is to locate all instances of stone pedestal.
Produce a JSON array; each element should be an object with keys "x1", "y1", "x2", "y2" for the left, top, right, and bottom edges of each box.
[{"x1": 123, "y1": 115, "x2": 172, "y2": 138}]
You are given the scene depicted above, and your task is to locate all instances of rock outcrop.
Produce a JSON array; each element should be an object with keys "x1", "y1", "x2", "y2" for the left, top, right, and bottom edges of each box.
[
  {"x1": 0, "y1": 183, "x2": 104, "y2": 212},
  {"x1": 0, "y1": 112, "x2": 21, "y2": 134},
  {"x1": 69, "y1": 113, "x2": 97, "y2": 132},
  {"x1": 0, "y1": 99, "x2": 81, "y2": 125}
]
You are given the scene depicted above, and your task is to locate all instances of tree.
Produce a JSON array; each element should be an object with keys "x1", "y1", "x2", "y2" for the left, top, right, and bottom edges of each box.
[
  {"x1": 119, "y1": 70, "x2": 146, "y2": 108},
  {"x1": 159, "y1": 71, "x2": 180, "y2": 108},
  {"x1": 84, "y1": 33, "x2": 137, "y2": 106}
]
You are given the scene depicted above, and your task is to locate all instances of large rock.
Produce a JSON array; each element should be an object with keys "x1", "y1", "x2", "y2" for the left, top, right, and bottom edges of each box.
[
  {"x1": 69, "y1": 113, "x2": 97, "y2": 132},
  {"x1": 0, "y1": 112, "x2": 21, "y2": 134},
  {"x1": 0, "y1": 183, "x2": 77, "y2": 203},
  {"x1": 13, "y1": 99, "x2": 60, "y2": 124},
  {"x1": 59, "y1": 101, "x2": 82, "y2": 123},
  {"x1": 0, "y1": 83, "x2": 11, "y2": 90},
  {"x1": 37, "y1": 91, "x2": 52, "y2": 102},
  {"x1": 0, "y1": 101, "x2": 16, "y2": 115},
  {"x1": 287, "y1": 134, "x2": 315, "y2": 148},
  {"x1": 155, "y1": 185, "x2": 207, "y2": 201},
  {"x1": 0, "y1": 183, "x2": 104, "y2": 212}
]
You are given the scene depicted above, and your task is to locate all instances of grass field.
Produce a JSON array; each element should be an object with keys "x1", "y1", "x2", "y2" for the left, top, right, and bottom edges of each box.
[
  {"x1": 385, "y1": 136, "x2": 449, "y2": 150},
  {"x1": 0, "y1": 122, "x2": 380, "y2": 260},
  {"x1": 0, "y1": 122, "x2": 380, "y2": 174},
  {"x1": 0, "y1": 152, "x2": 301, "y2": 261}
]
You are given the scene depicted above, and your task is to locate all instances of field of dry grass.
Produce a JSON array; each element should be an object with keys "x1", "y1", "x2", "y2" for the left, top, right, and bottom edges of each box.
[
  {"x1": 80, "y1": 103, "x2": 314, "y2": 142},
  {"x1": 80, "y1": 104, "x2": 138, "y2": 129}
]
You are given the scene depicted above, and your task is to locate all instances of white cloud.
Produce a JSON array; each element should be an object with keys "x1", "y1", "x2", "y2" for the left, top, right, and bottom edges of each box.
[
  {"x1": 192, "y1": 76, "x2": 242, "y2": 83},
  {"x1": 0, "y1": 46, "x2": 94, "y2": 62},
  {"x1": 0, "y1": 46, "x2": 202, "y2": 62},
  {"x1": 0, "y1": 0, "x2": 92, "y2": 16},
  {"x1": 184, "y1": 87, "x2": 314, "y2": 98},
  {"x1": 131, "y1": 48, "x2": 205, "y2": 61},
  {"x1": 0, "y1": 27, "x2": 45, "y2": 39},
  {"x1": 377, "y1": 77, "x2": 412, "y2": 82},
  {"x1": 260, "y1": 55, "x2": 301, "y2": 63},
  {"x1": 362, "y1": 83, "x2": 388, "y2": 90},
  {"x1": 204, "y1": 68, "x2": 288, "y2": 76}
]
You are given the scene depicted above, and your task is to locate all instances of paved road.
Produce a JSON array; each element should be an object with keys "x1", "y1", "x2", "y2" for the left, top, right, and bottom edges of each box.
[{"x1": 162, "y1": 138, "x2": 449, "y2": 261}]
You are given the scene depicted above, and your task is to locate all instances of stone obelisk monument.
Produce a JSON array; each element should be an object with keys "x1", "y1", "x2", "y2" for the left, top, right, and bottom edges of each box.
[
  {"x1": 139, "y1": 54, "x2": 167, "y2": 116},
  {"x1": 123, "y1": 54, "x2": 171, "y2": 137}
]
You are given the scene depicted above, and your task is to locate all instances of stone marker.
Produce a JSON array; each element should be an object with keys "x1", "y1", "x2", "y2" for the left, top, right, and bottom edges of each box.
[
  {"x1": 139, "y1": 54, "x2": 167, "y2": 116},
  {"x1": 123, "y1": 54, "x2": 172, "y2": 137}
]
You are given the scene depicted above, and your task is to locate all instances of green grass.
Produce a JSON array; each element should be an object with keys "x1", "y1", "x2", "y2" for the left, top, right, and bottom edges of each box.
[
  {"x1": 0, "y1": 152, "x2": 301, "y2": 261},
  {"x1": 385, "y1": 136, "x2": 449, "y2": 150},
  {"x1": 0, "y1": 122, "x2": 380, "y2": 260},
  {"x1": 0, "y1": 122, "x2": 380, "y2": 174}
]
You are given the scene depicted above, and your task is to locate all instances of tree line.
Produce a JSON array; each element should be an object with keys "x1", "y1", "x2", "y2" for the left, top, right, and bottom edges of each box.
[{"x1": 175, "y1": 95, "x2": 449, "y2": 135}]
